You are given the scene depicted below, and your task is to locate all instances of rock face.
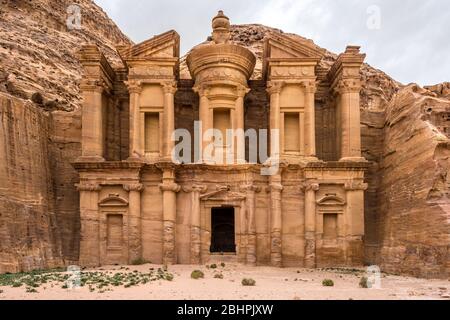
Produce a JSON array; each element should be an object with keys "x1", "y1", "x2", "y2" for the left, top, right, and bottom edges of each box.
[
  {"x1": 374, "y1": 84, "x2": 450, "y2": 278},
  {"x1": 0, "y1": 1, "x2": 448, "y2": 278},
  {"x1": 0, "y1": 0, "x2": 131, "y2": 273}
]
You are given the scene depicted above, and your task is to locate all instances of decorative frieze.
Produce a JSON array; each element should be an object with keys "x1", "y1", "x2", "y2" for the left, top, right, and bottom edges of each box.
[
  {"x1": 123, "y1": 183, "x2": 145, "y2": 192},
  {"x1": 76, "y1": 183, "x2": 101, "y2": 192},
  {"x1": 344, "y1": 181, "x2": 369, "y2": 191}
]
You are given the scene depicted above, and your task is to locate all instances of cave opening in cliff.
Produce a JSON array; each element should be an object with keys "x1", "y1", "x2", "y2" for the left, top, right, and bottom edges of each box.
[{"x1": 210, "y1": 207, "x2": 236, "y2": 253}]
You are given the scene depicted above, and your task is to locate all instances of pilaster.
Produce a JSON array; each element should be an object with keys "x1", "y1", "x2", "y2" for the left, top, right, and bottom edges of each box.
[
  {"x1": 267, "y1": 174, "x2": 283, "y2": 267},
  {"x1": 123, "y1": 183, "x2": 145, "y2": 264},
  {"x1": 183, "y1": 184, "x2": 208, "y2": 264},
  {"x1": 304, "y1": 182, "x2": 319, "y2": 268},
  {"x1": 77, "y1": 183, "x2": 102, "y2": 267},
  {"x1": 159, "y1": 164, "x2": 181, "y2": 265}
]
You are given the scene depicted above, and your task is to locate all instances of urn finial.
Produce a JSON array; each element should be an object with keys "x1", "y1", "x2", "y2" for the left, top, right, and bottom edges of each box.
[{"x1": 212, "y1": 10, "x2": 231, "y2": 44}]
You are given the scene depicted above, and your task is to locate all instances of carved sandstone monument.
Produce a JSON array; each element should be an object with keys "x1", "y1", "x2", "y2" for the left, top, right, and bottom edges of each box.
[
  {"x1": 0, "y1": 1, "x2": 449, "y2": 279},
  {"x1": 74, "y1": 11, "x2": 368, "y2": 268}
]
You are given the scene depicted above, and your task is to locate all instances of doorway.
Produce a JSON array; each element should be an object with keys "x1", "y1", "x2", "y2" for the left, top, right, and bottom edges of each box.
[{"x1": 210, "y1": 207, "x2": 236, "y2": 253}]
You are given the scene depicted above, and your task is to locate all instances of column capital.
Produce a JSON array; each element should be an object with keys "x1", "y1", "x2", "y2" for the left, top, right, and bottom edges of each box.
[
  {"x1": 183, "y1": 184, "x2": 208, "y2": 194},
  {"x1": 193, "y1": 84, "x2": 211, "y2": 97},
  {"x1": 266, "y1": 81, "x2": 284, "y2": 95},
  {"x1": 76, "y1": 183, "x2": 101, "y2": 192},
  {"x1": 123, "y1": 183, "x2": 145, "y2": 192},
  {"x1": 162, "y1": 81, "x2": 178, "y2": 94},
  {"x1": 80, "y1": 79, "x2": 106, "y2": 93},
  {"x1": 344, "y1": 181, "x2": 368, "y2": 191},
  {"x1": 300, "y1": 80, "x2": 317, "y2": 94},
  {"x1": 266, "y1": 183, "x2": 283, "y2": 193},
  {"x1": 302, "y1": 182, "x2": 319, "y2": 192},
  {"x1": 160, "y1": 182, "x2": 181, "y2": 193},
  {"x1": 240, "y1": 184, "x2": 262, "y2": 193},
  {"x1": 125, "y1": 80, "x2": 143, "y2": 93},
  {"x1": 333, "y1": 78, "x2": 362, "y2": 95},
  {"x1": 236, "y1": 85, "x2": 251, "y2": 98}
]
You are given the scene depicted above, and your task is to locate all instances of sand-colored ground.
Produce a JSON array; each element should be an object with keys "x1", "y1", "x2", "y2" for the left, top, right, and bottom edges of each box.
[{"x1": 0, "y1": 264, "x2": 449, "y2": 300}]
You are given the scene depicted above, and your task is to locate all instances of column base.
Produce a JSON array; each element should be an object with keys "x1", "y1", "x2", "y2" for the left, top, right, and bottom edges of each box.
[
  {"x1": 339, "y1": 157, "x2": 367, "y2": 162},
  {"x1": 126, "y1": 156, "x2": 145, "y2": 162},
  {"x1": 76, "y1": 156, "x2": 105, "y2": 163}
]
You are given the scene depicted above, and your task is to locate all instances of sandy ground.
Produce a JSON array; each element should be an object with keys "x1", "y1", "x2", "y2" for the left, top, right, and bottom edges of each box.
[{"x1": 0, "y1": 264, "x2": 449, "y2": 300}]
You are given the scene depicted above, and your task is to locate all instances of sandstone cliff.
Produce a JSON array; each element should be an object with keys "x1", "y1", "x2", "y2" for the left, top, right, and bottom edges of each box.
[
  {"x1": 0, "y1": 0, "x2": 131, "y2": 272},
  {"x1": 0, "y1": 1, "x2": 448, "y2": 278}
]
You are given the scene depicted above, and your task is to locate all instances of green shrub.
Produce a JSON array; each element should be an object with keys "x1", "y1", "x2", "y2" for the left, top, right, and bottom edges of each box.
[
  {"x1": 322, "y1": 279, "x2": 334, "y2": 287},
  {"x1": 191, "y1": 270, "x2": 205, "y2": 280},
  {"x1": 165, "y1": 273, "x2": 174, "y2": 281},
  {"x1": 210, "y1": 264, "x2": 217, "y2": 269},
  {"x1": 242, "y1": 278, "x2": 256, "y2": 286},
  {"x1": 214, "y1": 273, "x2": 224, "y2": 279},
  {"x1": 131, "y1": 258, "x2": 150, "y2": 266},
  {"x1": 220, "y1": 263, "x2": 226, "y2": 268},
  {"x1": 359, "y1": 276, "x2": 369, "y2": 288}
]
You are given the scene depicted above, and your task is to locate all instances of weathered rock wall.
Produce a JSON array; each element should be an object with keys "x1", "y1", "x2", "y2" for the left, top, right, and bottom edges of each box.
[
  {"x1": 373, "y1": 85, "x2": 450, "y2": 278},
  {"x1": 0, "y1": 0, "x2": 131, "y2": 272},
  {"x1": 0, "y1": 93, "x2": 63, "y2": 272}
]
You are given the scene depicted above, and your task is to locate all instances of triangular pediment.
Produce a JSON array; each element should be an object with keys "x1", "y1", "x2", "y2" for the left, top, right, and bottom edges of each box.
[
  {"x1": 317, "y1": 195, "x2": 346, "y2": 206},
  {"x1": 117, "y1": 30, "x2": 180, "y2": 61},
  {"x1": 200, "y1": 186, "x2": 246, "y2": 202},
  {"x1": 264, "y1": 33, "x2": 324, "y2": 60},
  {"x1": 98, "y1": 195, "x2": 129, "y2": 207}
]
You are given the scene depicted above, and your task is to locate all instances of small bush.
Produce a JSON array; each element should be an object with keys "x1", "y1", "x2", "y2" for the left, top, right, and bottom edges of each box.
[
  {"x1": 220, "y1": 263, "x2": 226, "y2": 268},
  {"x1": 131, "y1": 258, "x2": 149, "y2": 266},
  {"x1": 322, "y1": 279, "x2": 334, "y2": 287},
  {"x1": 359, "y1": 276, "x2": 369, "y2": 288},
  {"x1": 242, "y1": 278, "x2": 256, "y2": 286},
  {"x1": 165, "y1": 273, "x2": 174, "y2": 281},
  {"x1": 191, "y1": 270, "x2": 205, "y2": 280},
  {"x1": 210, "y1": 264, "x2": 217, "y2": 269},
  {"x1": 214, "y1": 273, "x2": 224, "y2": 279}
]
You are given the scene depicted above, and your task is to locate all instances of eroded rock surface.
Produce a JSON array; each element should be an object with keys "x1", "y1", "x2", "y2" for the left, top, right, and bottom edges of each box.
[
  {"x1": 0, "y1": 0, "x2": 130, "y2": 273},
  {"x1": 0, "y1": 1, "x2": 448, "y2": 278}
]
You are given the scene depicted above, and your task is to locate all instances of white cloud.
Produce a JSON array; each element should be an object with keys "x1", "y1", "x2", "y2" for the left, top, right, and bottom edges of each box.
[{"x1": 93, "y1": 0, "x2": 450, "y2": 85}]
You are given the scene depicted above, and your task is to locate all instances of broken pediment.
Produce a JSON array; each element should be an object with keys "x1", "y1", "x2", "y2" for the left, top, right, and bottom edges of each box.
[
  {"x1": 117, "y1": 30, "x2": 180, "y2": 62},
  {"x1": 200, "y1": 185, "x2": 246, "y2": 202},
  {"x1": 317, "y1": 195, "x2": 346, "y2": 206},
  {"x1": 264, "y1": 33, "x2": 324, "y2": 60},
  {"x1": 98, "y1": 194, "x2": 129, "y2": 207}
]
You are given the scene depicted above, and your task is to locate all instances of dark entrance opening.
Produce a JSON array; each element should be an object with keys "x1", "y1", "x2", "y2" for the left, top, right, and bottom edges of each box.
[{"x1": 210, "y1": 207, "x2": 236, "y2": 253}]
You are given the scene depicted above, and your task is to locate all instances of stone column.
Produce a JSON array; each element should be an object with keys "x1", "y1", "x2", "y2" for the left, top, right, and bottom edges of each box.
[
  {"x1": 267, "y1": 82, "x2": 283, "y2": 160},
  {"x1": 183, "y1": 185, "x2": 207, "y2": 264},
  {"x1": 194, "y1": 85, "x2": 211, "y2": 163},
  {"x1": 304, "y1": 182, "x2": 319, "y2": 268},
  {"x1": 80, "y1": 82, "x2": 105, "y2": 161},
  {"x1": 126, "y1": 80, "x2": 143, "y2": 160},
  {"x1": 344, "y1": 181, "x2": 368, "y2": 265},
  {"x1": 302, "y1": 80, "x2": 317, "y2": 158},
  {"x1": 335, "y1": 79, "x2": 364, "y2": 161},
  {"x1": 162, "y1": 81, "x2": 177, "y2": 161},
  {"x1": 77, "y1": 183, "x2": 101, "y2": 267},
  {"x1": 159, "y1": 165, "x2": 181, "y2": 265},
  {"x1": 268, "y1": 174, "x2": 283, "y2": 267},
  {"x1": 241, "y1": 184, "x2": 261, "y2": 266},
  {"x1": 124, "y1": 183, "x2": 144, "y2": 264},
  {"x1": 235, "y1": 85, "x2": 249, "y2": 163}
]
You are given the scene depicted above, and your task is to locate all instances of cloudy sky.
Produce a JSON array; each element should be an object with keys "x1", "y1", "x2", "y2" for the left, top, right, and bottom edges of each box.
[{"x1": 94, "y1": 0, "x2": 449, "y2": 86}]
